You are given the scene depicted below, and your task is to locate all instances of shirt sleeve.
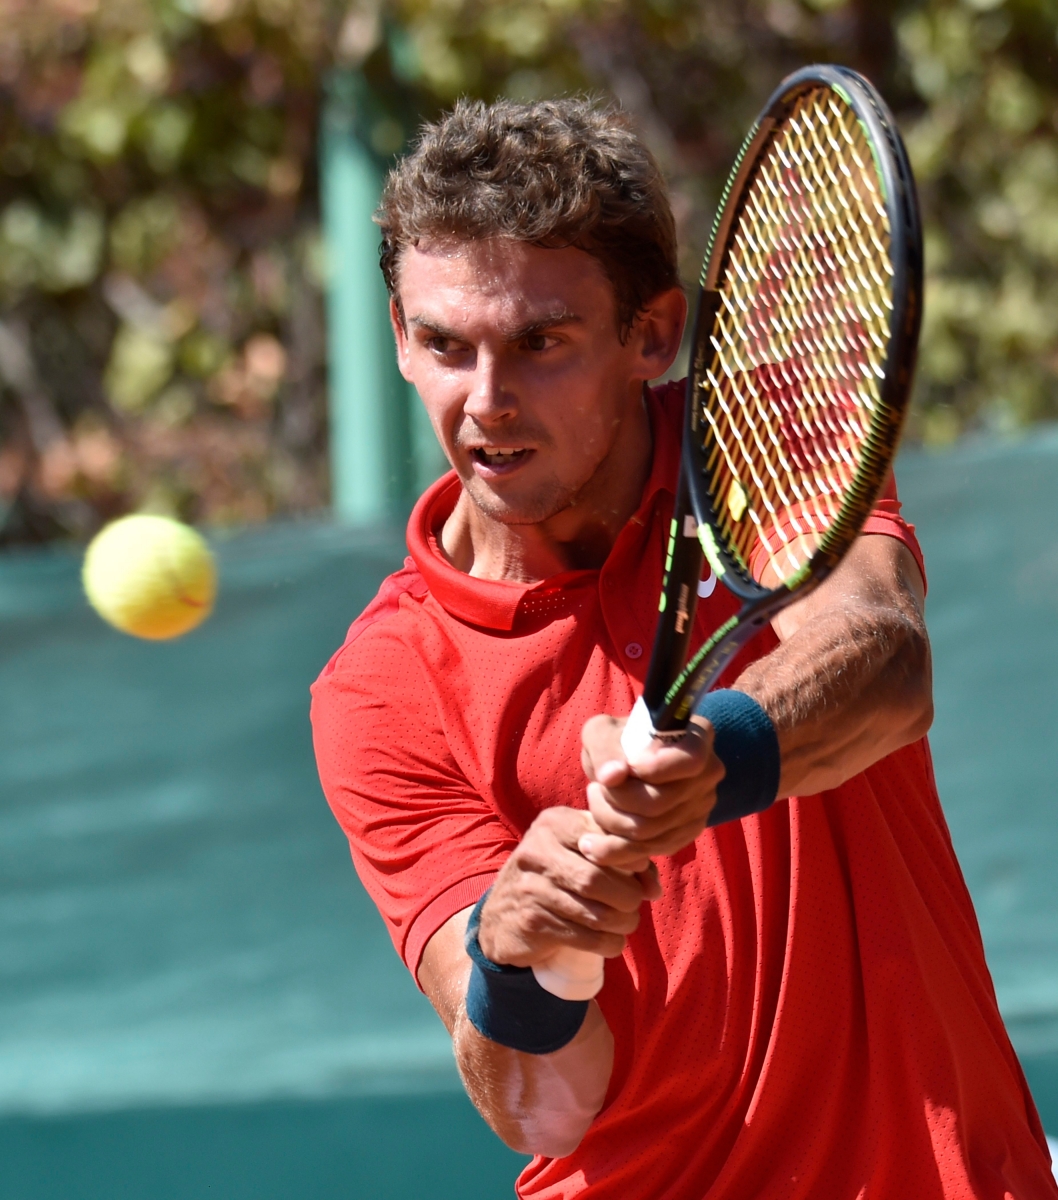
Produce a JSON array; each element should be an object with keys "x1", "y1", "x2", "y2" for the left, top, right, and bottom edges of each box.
[
  {"x1": 310, "y1": 612, "x2": 517, "y2": 985},
  {"x1": 861, "y1": 471, "x2": 927, "y2": 592},
  {"x1": 747, "y1": 470, "x2": 926, "y2": 593}
]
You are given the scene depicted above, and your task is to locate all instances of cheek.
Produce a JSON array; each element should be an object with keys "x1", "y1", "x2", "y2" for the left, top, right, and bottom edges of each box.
[
  {"x1": 546, "y1": 395, "x2": 620, "y2": 470},
  {"x1": 552, "y1": 361, "x2": 627, "y2": 436},
  {"x1": 411, "y1": 370, "x2": 463, "y2": 445}
]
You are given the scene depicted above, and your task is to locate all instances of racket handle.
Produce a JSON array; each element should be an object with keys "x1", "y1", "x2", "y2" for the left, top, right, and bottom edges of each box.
[
  {"x1": 532, "y1": 948, "x2": 605, "y2": 1000},
  {"x1": 621, "y1": 695, "x2": 660, "y2": 759},
  {"x1": 531, "y1": 699, "x2": 667, "y2": 1001}
]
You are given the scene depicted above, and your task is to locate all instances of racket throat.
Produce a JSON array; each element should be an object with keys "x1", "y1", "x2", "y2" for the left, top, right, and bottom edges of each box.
[{"x1": 627, "y1": 605, "x2": 773, "y2": 759}]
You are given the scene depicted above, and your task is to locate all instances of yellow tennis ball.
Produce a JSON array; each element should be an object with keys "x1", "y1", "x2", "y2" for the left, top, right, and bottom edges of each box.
[{"x1": 82, "y1": 514, "x2": 217, "y2": 640}]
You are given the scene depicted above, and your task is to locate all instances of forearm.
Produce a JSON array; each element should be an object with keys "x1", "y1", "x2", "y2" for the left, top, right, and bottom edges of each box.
[
  {"x1": 736, "y1": 537, "x2": 933, "y2": 798},
  {"x1": 454, "y1": 999, "x2": 613, "y2": 1156},
  {"x1": 421, "y1": 906, "x2": 614, "y2": 1157}
]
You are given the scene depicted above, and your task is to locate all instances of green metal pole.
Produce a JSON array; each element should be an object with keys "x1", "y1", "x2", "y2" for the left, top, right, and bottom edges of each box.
[{"x1": 320, "y1": 72, "x2": 413, "y2": 525}]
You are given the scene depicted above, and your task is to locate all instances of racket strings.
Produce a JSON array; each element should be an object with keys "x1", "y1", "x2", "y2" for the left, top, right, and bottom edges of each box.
[{"x1": 698, "y1": 88, "x2": 893, "y2": 584}]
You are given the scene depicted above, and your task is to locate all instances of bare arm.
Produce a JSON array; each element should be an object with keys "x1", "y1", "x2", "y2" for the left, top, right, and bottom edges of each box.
[
  {"x1": 739, "y1": 534, "x2": 932, "y2": 798},
  {"x1": 417, "y1": 534, "x2": 930, "y2": 1155},
  {"x1": 419, "y1": 900, "x2": 616, "y2": 1158},
  {"x1": 417, "y1": 805, "x2": 669, "y2": 1157},
  {"x1": 577, "y1": 533, "x2": 932, "y2": 867}
]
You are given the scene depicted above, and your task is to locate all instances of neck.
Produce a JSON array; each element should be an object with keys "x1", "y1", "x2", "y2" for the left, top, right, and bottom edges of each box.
[{"x1": 441, "y1": 387, "x2": 654, "y2": 583}]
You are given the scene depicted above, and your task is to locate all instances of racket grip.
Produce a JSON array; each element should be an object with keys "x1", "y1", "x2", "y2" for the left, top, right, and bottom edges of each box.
[
  {"x1": 531, "y1": 699, "x2": 664, "y2": 1000},
  {"x1": 532, "y1": 948, "x2": 605, "y2": 1001},
  {"x1": 621, "y1": 695, "x2": 659, "y2": 759}
]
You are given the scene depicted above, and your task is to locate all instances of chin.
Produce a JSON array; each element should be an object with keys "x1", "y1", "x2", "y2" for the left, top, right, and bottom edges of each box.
[{"x1": 464, "y1": 476, "x2": 576, "y2": 526}]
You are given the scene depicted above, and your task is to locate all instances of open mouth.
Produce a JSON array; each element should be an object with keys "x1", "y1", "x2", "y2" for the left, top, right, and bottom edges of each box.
[{"x1": 470, "y1": 447, "x2": 530, "y2": 468}]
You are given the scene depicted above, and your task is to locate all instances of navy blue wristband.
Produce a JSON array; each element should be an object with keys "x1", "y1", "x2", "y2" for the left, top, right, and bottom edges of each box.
[
  {"x1": 699, "y1": 689, "x2": 781, "y2": 826},
  {"x1": 464, "y1": 891, "x2": 589, "y2": 1055}
]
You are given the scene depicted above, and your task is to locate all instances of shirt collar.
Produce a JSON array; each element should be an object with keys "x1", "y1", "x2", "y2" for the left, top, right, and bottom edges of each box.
[{"x1": 406, "y1": 379, "x2": 685, "y2": 631}]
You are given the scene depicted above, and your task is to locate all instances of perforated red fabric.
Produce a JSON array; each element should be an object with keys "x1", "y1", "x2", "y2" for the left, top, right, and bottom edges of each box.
[{"x1": 311, "y1": 381, "x2": 1054, "y2": 1200}]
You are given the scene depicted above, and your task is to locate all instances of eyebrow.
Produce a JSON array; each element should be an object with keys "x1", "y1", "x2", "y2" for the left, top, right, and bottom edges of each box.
[{"x1": 407, "y1": 309, "x2": 584, "y2": 343}]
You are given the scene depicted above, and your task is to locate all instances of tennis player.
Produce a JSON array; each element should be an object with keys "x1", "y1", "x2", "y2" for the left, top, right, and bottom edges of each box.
[{"x1": 311, "y1": 98, "x2": 1056, "y2": 1197}]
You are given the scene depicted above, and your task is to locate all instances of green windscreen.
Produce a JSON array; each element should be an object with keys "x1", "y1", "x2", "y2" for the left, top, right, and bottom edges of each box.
[
  {"x1": 0, "y1": 521, "x2": 526, "y2": 1200},
  {"x1": 3, "y1": 430, "x2": 1058, "y2": 1195}
]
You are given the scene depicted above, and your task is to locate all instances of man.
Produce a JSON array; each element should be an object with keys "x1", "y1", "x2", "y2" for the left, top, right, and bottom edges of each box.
[{"x1": 312, "y1": 98, "x2": 1055, "y2": 1197}]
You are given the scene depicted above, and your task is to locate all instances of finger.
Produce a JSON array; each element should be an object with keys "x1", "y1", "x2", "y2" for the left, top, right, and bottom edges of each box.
[
  {"x1": 578, "y1": 818, "x2": 710, "y2": 869},
  {"x1": 635, "y1": 861, "x2": 663, "y2": 900},
  {"x1": 499, "y1": 875, "x2": 642, "y2": 941},
  {"x1": 586, "y1": 770, "x2": 719, "y2": 820},
  {"x1": 626, "y1": 745, "x2": 722, "y2": 790},
  {"x1": 485, "y1": 921, "x2": 628, "y2": 967},
  {"x1": 549, "y1": 921, "x2": 628, "y2": 960},
  {"x1": 623, "y1": 717, "x2": 719, "y2": 783},
  {"x1": 580, "y1": 743, "x2": 596, "y2": 783},
  {"x1": 587, "y1": 776, "x2": 674, "y2": 820},
  {"x1": 581, "y1": 714, "x2": 627, "y2": 776},
  {"x1": 533, "y1": 805, "x2": 598, "y2": 850},
  {"x1": 479, "y1": 868, "x2": 637, "y2": 965},
  {"x1": 595, "y1": 758, "x2": 629, "y2": 788},
  {"x1": 577, "y1": 832, "x2": 652, "y2": 874},
  {"x1": 535, "y1": 883, "x2": 644, "y2": 937},
  {"x1": 554, "y1": 855, "x2": 656, "y2": 915},
  {"x1": 517, "y1": 818, "x2": 659, "y2": 912},
  {"x1": 587, "y1": 785, "x2": 709, "y2": 841}
]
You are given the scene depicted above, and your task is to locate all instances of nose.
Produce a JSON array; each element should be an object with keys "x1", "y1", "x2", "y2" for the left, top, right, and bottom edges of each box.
[{"x1": 463, "y1": 350, "x2": 517, "y2": 425}]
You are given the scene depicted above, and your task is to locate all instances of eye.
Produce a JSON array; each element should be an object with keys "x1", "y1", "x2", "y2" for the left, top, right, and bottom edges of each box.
[
  {"x1": 524, "y1": 332, "x2": 555, "y2": 352},
  {"x1": 425, "y1": 336, "x2": 459, "y2": 355}
]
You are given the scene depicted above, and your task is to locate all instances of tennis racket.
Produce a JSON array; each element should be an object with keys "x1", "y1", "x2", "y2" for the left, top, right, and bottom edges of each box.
[{"x1": 533, "y1": 64, "x2": 923, "y2": 1001}]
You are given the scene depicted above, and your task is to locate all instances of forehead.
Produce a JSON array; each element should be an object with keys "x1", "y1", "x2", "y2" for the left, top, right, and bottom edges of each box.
[{"x1": 396, "y1": 238, "x2": 617, "y2": 329}]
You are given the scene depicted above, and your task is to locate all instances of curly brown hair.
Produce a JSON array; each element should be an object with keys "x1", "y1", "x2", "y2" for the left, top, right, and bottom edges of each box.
[{"x1": 376, "y1": 97, "x2": 680, "y2": 336}]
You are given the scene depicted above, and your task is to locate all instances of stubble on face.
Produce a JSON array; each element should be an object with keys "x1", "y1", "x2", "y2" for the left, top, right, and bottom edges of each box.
[
  {"x1": 397, "y1": 238, "x2": 646, "y2": 542},
  {"x1": 454, "y1": 416, "x2": 622, "y2": 528}
]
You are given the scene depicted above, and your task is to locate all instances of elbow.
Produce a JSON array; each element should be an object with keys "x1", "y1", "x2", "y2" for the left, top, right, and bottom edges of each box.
[
  {"x1": 893, "y1": 618, "x2": 934, "y2": 745},
  {"x1": 501, "y1": 1111, "x2": 596, "y2": 1159},
  {"x1": 456, "y1": 1001, "x2": 613, "y2": 1160},
  {"x1": 485, "y1": 1058, "x2": 607, "y2": 1158},
  {"x1": 469, "y1": 1057, "x2": 608, "y2": 1159},
  {"x1": 907, "y1": 687, "x2": 933, "y2": 743}
]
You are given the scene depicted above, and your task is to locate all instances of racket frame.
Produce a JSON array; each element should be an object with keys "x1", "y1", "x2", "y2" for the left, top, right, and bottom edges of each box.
[
  {"x1": 542, "y1": 66, "x2": 923, "y2": 1001},
  {"x1": 636, "y1": 64, "x2": 923, "y2": 739}
]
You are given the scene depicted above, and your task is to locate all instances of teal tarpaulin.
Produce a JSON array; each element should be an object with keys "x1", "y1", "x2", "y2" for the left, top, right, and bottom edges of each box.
[
  {"x1": 0, "y1": 522, "x2": 527, "y2": 1198},
  {"x1": 2, "y1": 431, "x2": 1058, "y2": 1196}
]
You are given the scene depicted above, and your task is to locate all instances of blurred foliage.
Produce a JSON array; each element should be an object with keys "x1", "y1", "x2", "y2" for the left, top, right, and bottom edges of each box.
[
  {"x1": 0, "y1": 0, "x2": 1056, "y2": 542},
  {"x1": 379, "y1": 0, "x2": 1058, "y2": 448},
  {"x1": 0, "y1": 0, "x2": 329, "y2": 541}
]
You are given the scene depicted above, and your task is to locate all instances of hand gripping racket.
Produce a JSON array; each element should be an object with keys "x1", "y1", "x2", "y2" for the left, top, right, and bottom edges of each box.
[{"x1": 533, "y1": 65, "x2": 923, "y2": 1001}]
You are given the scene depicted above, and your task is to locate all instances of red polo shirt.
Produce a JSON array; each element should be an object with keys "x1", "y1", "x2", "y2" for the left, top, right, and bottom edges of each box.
[{"x1": 311, "y1": 382, "x2": 1053, "y2": 1199}]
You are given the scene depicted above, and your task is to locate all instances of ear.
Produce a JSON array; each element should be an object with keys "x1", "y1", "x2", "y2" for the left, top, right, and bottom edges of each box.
[
  {"x1": 390, "y1": 297, "x2": 414, "y2": 382},
  {"x1": 629, "y1": 286, "x2": 688, "y2": 381}
]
